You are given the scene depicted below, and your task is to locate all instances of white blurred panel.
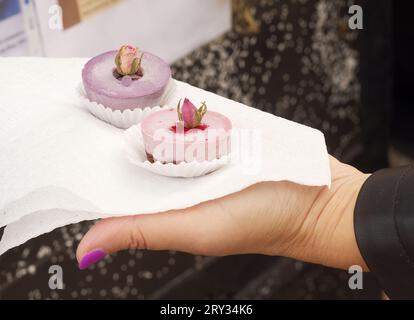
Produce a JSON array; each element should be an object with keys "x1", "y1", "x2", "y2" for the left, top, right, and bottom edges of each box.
[
  {"x1": 0, "y1": 0, "x2": 27, "y2": 56},
  {"x1": 33, "y1": 0, "x2": 231, "y2": 63}
]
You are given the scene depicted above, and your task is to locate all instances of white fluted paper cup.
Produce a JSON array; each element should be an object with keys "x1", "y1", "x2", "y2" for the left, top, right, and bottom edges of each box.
[{"x1": 77, "y1": 79, "x2": 178, "y2": 129}]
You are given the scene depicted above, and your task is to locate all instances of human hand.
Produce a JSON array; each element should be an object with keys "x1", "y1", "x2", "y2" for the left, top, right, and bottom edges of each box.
[{"x1": 76, "y1": 156, "x2": 369, "y2": 271}]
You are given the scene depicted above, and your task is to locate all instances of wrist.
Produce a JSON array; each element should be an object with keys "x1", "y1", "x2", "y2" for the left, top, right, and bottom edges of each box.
[
  {"x1": 316, "y1": 173, "x2": 369, "y2": 271},
  {"x1": 284, "y1": 162, "x2": 370, "y2": 271}
]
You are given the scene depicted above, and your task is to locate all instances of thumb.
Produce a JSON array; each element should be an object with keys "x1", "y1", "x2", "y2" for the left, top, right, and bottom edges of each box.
[{"x1": 76, "y1": 201, "x2": 236, "y2": 269}]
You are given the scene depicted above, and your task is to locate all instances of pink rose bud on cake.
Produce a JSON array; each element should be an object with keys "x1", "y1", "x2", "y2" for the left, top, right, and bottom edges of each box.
[
  {"x1": 115, "y1": 45, "x2": 143, "y2": 76},
  {"x1": 177, "y1": 98, "x2": 208, "y2": 129}
]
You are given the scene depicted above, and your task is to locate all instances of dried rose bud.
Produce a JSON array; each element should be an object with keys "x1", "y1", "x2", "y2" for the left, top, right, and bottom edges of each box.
[
  {"x1": 177, "y1": 98, "x2": 207, "y2": 129},
  {"x1": 115, "y1": 45, "x2": 143, "y2": 76}
]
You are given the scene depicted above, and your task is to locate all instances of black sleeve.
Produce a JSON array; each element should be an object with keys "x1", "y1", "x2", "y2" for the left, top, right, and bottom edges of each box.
[{"x1": 354, "y1": 165, "x2": 414, "y2": 299}]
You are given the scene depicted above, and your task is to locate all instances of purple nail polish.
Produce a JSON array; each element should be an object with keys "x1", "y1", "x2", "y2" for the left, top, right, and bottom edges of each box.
[{"x1": 79, "y1": 249, "x2": 106, "y2": 270}]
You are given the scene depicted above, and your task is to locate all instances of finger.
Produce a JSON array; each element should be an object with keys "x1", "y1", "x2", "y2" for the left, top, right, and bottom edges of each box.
[{"x1": 76, "y1": 199, "x2": 237, "y2": 269}]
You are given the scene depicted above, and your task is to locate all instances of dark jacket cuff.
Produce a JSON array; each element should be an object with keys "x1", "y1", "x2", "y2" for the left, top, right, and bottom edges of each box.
[{"x1": 354, "y1": 165, "x2": 414, "y2": 299}]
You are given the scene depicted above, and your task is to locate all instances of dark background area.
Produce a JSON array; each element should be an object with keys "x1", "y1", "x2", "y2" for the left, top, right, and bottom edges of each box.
[{"x1": 392, "y1": 1, "x2": 414, "y2": 157}]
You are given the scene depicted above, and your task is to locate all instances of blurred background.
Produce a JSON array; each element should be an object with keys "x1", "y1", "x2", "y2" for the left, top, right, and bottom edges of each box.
[{"x1": 0, "y1": 0, "x2": 412, "y2": 300}]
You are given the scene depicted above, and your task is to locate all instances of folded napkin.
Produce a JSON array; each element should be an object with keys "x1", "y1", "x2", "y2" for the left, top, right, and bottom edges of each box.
[{"x1": 0, "y1": 58, "x2": 331, "y2": 255}]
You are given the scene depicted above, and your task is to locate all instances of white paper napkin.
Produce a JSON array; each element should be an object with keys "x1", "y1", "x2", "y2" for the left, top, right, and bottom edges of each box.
[{"x1": 0, "y1": 58, "x2": 331, "y2": 255}]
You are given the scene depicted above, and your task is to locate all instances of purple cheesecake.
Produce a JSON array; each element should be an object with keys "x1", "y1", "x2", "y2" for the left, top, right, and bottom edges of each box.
[
  {"x1": 82, "y1": 45, "x2": 171, "y2": 111},
  {"x1": 141, "y1": 98, "x2": 232, "y2": 163}
]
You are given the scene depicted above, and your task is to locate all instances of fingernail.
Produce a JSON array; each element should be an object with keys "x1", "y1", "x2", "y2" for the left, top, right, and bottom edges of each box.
[{"x1": 79, "y1": 249, "x2": 106, "y2": 270}]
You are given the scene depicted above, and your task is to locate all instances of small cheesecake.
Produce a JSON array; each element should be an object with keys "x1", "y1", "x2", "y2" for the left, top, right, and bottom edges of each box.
[
  {"x1": 141, "y1": 103, "x2": 232, "y2": 163},
  {"x1": 82, "y1": 47, "x2": 171, "y2": 111}
]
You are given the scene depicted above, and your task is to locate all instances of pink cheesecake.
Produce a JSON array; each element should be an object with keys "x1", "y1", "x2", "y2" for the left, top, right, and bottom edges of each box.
[
  {"x1": 141, "y1": 99, "x2": 232, "y2": 163},
  {"x1": 82, "y1": 45, "x2": 171, "y2": 111}
]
